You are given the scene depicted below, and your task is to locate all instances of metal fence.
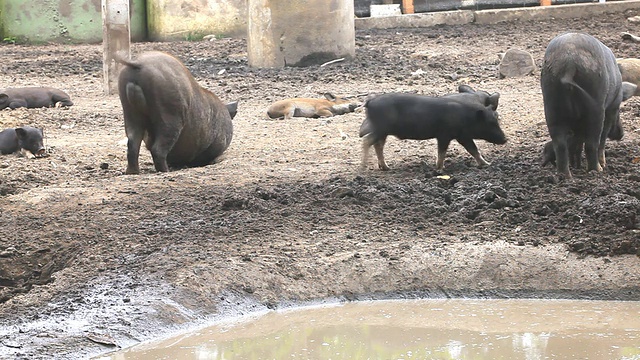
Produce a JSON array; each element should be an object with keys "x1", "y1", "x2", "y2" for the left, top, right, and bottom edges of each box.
[{"x1": 355, "y1": 0, "x2": 607, "y2": 17}]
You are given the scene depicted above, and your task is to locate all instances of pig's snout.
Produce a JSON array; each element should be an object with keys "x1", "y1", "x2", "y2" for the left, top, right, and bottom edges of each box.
[
  {"x1": 487, "y1": 130, "x2": 507, "y2": 145},
  {"x1": 34, "y1": 148, "x2": 48, "y2": 158}
]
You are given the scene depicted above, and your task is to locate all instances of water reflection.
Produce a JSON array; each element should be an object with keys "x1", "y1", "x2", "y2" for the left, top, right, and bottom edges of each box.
[{"x1": 102, "y1": 299, "x2": 640, "y2": 360}]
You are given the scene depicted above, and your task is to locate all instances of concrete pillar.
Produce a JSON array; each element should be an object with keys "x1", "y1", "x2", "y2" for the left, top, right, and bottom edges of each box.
[
  {"x1": 247, "y1": 0, "x2": 355, "y2": 68},
  {"x1": 102, "y1": 0, "x2": 131, "y2": 95}
]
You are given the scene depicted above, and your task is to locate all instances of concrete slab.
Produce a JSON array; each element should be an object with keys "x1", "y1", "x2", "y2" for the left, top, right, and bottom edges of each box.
[
  {"x1": 355, "y1": 0, "x2": 640, "y2": 30},
  {"x1": 355, "y1": 10, "x2": 475, "y2": 30},
  {"x1": 475, "y1": 0, "x2": 640, "y2": 24}
]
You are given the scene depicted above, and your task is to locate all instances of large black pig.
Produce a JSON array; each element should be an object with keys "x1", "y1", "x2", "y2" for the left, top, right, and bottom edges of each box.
[
  {"x1": 117, "y1": 51, "x2": 234, "y2": 174},
  {"x1": 359, "y1": 93, "x2": 507, "y2": 171},
  {"x1": 541, "y1": 32, "x2": 629, "y2": 178}
]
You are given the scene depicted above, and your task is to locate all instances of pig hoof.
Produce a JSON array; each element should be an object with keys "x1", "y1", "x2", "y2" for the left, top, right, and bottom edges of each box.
[{"x1": 560, "y1": 171, "x2": 572, "y2": 180}]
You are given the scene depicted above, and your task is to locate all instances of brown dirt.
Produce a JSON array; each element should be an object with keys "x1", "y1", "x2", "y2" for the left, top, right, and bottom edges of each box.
[{"x1": 1, "y1": 9, "x2": 640, "y2": 360}]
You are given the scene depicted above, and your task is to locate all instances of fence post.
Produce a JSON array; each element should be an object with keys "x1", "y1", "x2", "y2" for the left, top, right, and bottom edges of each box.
[
  {"x1": 402, "y1": 0, "x2": 415, "y2": 14},
  {"x1": 102, "y1": 0, "x2": 130, "y2": 95}
]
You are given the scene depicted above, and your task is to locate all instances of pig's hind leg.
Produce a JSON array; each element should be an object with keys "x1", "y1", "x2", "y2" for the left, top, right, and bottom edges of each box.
[
  {"x1": 373, "y1": 138, "x2": 389, "y2": 170},
  {"x1": 360, "y1": 133, "x2": 389, "y2": 171},
  {"x1": 8, "y1": 100, "x2": 28, "y2": 109},
  {"x1": 584, "y1": 115, "x2": 605, "y2": 173},
  {"x1": 360, "y1": 133, "x2": 374, "y2": 171},
  {"x1": 124, "y1": 115, "x2": 145, "y2": 174},
  {"x1": 436, "y1": 138, "x2": 452, "y2": 170},
  {"x1": 147, "y1": 115, "x2": 184, "y2": 172}
]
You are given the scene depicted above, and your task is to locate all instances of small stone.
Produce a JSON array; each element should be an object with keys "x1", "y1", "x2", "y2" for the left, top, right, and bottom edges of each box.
[
  {"x1": 628, "y1": 16, "x2": 640, "y2": 23},
  {"x1": 331, "y1": 187, "x2": 354, "y2": 198}
]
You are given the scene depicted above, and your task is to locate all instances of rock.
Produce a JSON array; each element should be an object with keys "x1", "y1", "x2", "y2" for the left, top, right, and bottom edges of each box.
[
  {"x1": 628, "y1": 16, "x2": 640, "y2": 23},
  {"x1": 498, "y1": 49, "x2": 536, "y2": 78},
  {"x1": 86, "y1": 332, "x2": 117, "y2": 347},
  {"x1": 621, "y1": 32, "x2": 640, "y2": 42},
  {"x1": 2, "y1": 340, "x2": 21, "y2": 348}
]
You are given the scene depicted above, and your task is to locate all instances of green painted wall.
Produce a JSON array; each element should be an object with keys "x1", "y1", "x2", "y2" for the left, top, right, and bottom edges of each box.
[
  {"x1": 0, "y1": 0, "x2": 146, "y2": 43},
  {"x1": 0, "y1": 0, "x2": 248, "y2": 43}
]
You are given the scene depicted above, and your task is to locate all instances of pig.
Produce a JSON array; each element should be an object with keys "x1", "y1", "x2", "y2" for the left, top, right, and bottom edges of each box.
[
  {"x1": 617, "y1": 58, "x2": 640, "y2": 96},
  {"x1": 359, "y1": 93, "x2": 507, "y2": 171},
  {"x1": 0, "y1": 87, "x2": 73, "y2": 110},
  {"x1": 541, "y1": 33, "x2": 630, "y2": 178},
  {"x1": 266, "y1": 93, "x2": 360, "y2": 120},
  {"x1": 0, "y1": 126, "x2": 46, "y2": 157},
  {"x1": 445, "y1": 84, "x2": 500, "y2": 111},
  {"x1": 541, "y1": 81, "x2": 636, "y2": 167},
  {"x1": 541, "y1": 135, "x2": 582, "y2": 167},
  {"x1": 117, "y1": 51, "x2": 234, "y2": 174}
]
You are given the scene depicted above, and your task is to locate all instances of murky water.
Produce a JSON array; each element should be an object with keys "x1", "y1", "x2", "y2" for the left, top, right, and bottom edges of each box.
[{"x1": 102, "y1": 299, "x2": 640, "y2": 360}]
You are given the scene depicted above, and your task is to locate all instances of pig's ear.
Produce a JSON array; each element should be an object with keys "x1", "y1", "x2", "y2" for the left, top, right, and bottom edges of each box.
[
  {"x1": 226, "y1": 101, "x2": 238, "y2": 119},
  {"x1": 0, "y1": 93, "x2": 8, "y2": 102},
  {"x1": 14, "y1": 127, "x2": 27, "y2": 140},
  {"x1": 488, "y1": 93, "x2": 500, "y2": 111},
  {"x1": 621, "y1": 82, "x2": 636, "y2": 101},
  {"x1": 458, "y1": 84, "x2": 474, "y2": 93},
  {"x1": 324, "y1": 93, "x2": 337, "y2": 101}
]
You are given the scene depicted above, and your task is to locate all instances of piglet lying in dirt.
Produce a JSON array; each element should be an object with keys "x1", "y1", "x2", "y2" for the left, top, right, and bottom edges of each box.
[
  {"x1": 0, "y1": 126, "x2": 47, "y2": 157},
  {"x1": 617, "y1": 58, "x2": 640, "y2": 97},
  {"x1": 0, "y1": 87, "x2": 73, "y2": 110},
  {"x1": 267, "y1": 93, "x2": 360, "y2": 120}
]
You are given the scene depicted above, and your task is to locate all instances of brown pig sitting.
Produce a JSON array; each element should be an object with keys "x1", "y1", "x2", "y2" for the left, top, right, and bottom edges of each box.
[
  {"x1": 267, "y1": 93, "x2": 360, "y2": 120},
  {"x1": 117, "y1": 51, "x2": 234, "y2": 174},
  {"x1": 0, "y1": 87, "x2": 73, "y2": 109},
  {"x1": 617, "y1": 58, "x2": 640, "y2": 96}
]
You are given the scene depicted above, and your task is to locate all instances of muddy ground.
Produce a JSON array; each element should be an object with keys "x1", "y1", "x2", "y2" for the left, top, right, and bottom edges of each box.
[{"x1": 1, "y1": 7, "x2": 640, "y2": 360}]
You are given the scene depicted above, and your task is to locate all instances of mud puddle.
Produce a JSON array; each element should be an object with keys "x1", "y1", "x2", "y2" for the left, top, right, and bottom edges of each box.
[{"x1": 98, "y1": 299, "x2": 640, "y2": 360}]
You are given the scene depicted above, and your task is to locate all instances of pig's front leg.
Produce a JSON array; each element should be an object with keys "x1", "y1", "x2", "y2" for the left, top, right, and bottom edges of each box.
[
  {"x1": 456, "y1": 138, "x2": 490, "y2": 167},
  {"x1": 283, "y1": 106, "x2": 296, "y2": 120},
  {"x1": 315, "y1": 108, "x2": 334, "y2": 118}
]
